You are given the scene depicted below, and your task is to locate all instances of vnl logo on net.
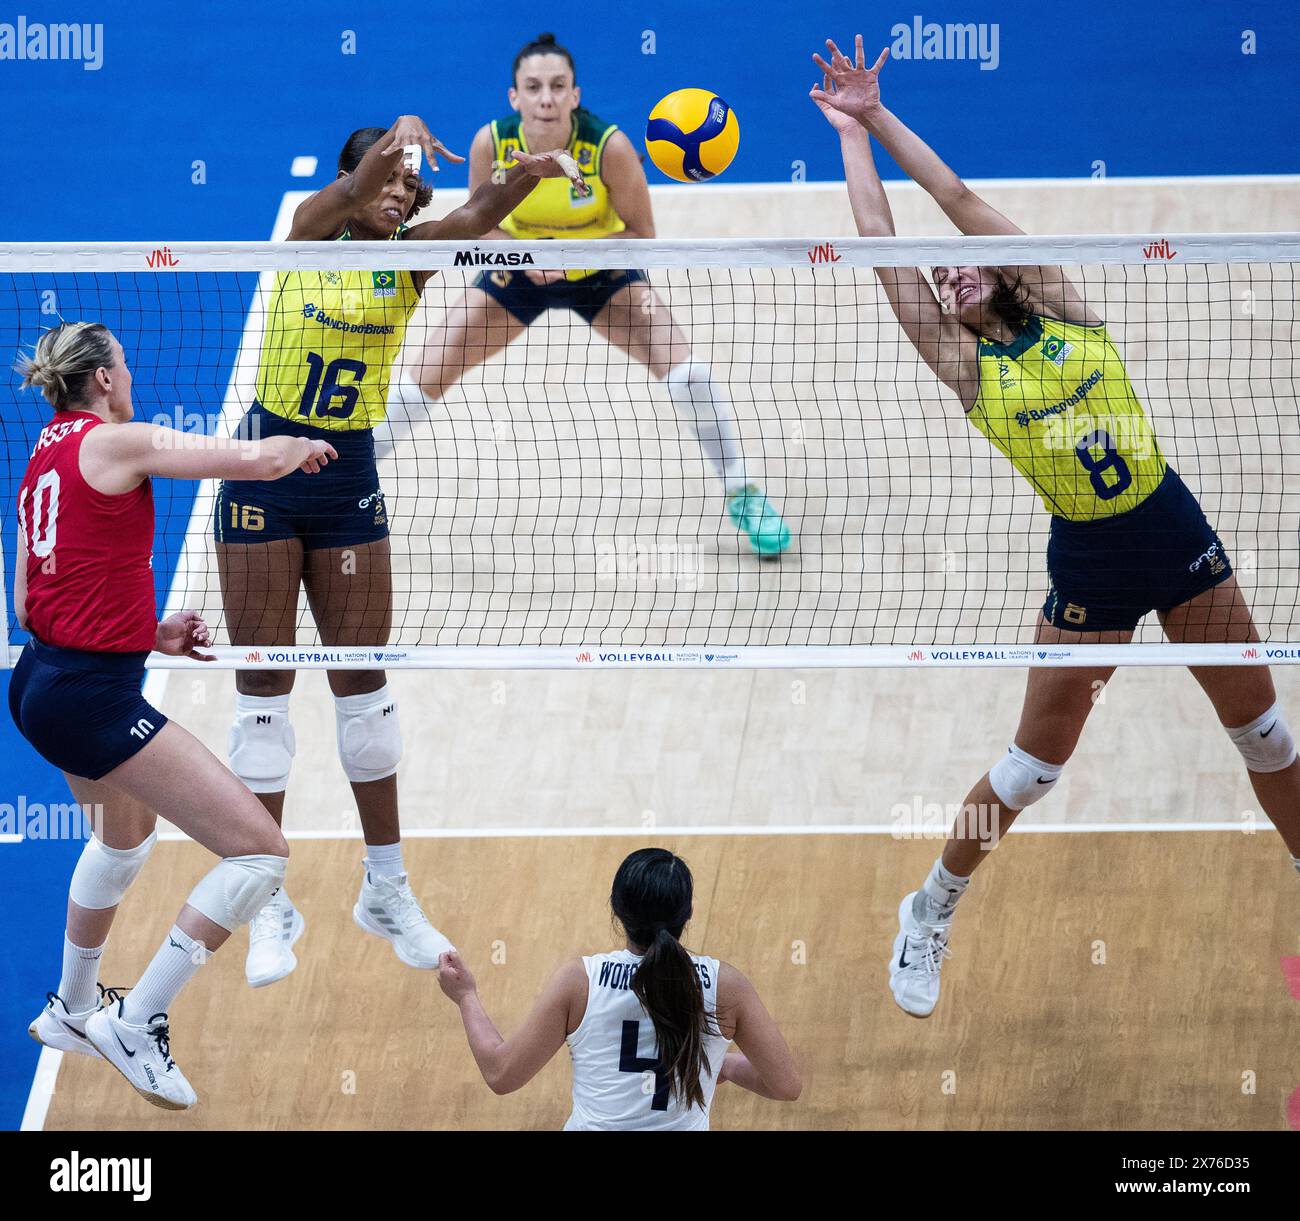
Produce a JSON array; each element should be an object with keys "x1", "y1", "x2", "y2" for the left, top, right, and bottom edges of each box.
[
  {"x1": 0, "y1": 18, "x2": 104, "y2": 70},
  {"x1": 889, "y1": 17, "x2": 1000, "y2": 71}
]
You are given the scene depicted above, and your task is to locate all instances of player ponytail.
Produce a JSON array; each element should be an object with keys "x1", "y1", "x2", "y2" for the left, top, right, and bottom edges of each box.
[
  {"x1": 16, "y1": 322, "x2": 116, "y2": 411},
  {"x1": 337, "y1": 127, "x2": 433, "y2": 219},
  {"x1": 989, "y1": 273, "x2": 1033, "y2": 333},
  {"x1": 610, "y1": 848, "x2": 717, "y2": 1111},
  {"x1": 512, "y1": 31, "x2": 577, "y2": 86}
]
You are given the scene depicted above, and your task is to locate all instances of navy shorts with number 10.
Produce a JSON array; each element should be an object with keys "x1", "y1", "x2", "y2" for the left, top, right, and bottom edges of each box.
[{"x1": 214, "y1": 403, "x2": 388, "y2": 552}]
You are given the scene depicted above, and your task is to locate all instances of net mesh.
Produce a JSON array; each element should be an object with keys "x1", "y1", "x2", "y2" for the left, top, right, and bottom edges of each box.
[{"x1": 2, "y1": 238, "x2": 1297, "y2": 663}]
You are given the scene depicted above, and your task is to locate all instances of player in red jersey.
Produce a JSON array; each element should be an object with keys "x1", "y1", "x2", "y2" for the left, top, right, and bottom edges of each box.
[{"x1": 13, "y1": 321, "x2": 335, "y2": 1110}]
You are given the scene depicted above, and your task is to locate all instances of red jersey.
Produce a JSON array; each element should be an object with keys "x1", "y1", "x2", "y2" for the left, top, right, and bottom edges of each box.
[{"x1": 17, "y1": 411, "x2": 157, "y2": 653}]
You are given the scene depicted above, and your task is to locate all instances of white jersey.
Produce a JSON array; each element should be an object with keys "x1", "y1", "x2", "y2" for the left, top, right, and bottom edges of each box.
[{"x1": 564, "y1": 948, "x2": 731, "y2": 1131}]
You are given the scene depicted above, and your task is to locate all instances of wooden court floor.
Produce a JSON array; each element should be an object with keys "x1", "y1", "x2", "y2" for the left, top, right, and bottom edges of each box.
[{"x1": 43, "y1": 832, "x2": 1299, "y2": 1130}]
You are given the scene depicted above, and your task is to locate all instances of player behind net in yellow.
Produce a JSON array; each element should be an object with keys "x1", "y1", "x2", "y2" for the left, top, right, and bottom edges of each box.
[
  {"x1": 215, "y1": 114, "x2": 585, "y2": 988},
  {"x1": 811, "y1": 34, "x2": 1300, "y2": 1018},
  {"x1": 382, "y1": 32, "x2": 791, "y2": 557}
]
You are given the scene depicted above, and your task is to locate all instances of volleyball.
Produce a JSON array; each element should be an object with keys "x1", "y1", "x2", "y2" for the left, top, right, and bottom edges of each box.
[{"x1": 644, "y1": 88, "x2": 739, "y2": 182}]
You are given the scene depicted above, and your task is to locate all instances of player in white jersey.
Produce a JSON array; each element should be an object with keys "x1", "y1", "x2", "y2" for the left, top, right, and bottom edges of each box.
[{"x1": 437, "y1": 848, "x2": 800, "y2": 1129}]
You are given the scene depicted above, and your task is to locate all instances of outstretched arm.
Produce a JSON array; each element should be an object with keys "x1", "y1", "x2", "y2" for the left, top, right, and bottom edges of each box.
[
  {"x1": 810, "y1": 39, "x2": 979, "y2": 405},
  {"x1": 815, "y1": 36, "x2": 1099, "y2": 326},
  {"x1": 288, "y1": 115, "x2": 463, "y2": 241},
  {"x1": 404, "y1": 149, "x2": 589, "y2": 242}
]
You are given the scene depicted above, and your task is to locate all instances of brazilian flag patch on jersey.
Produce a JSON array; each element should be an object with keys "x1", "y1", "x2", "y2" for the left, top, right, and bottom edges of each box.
[
  {"x1": 372, "y1": 270, "x2": 396, "y2": 298},
  {"x1": 1040, "y1": 335, "x2": 1073, "y2": 367}
]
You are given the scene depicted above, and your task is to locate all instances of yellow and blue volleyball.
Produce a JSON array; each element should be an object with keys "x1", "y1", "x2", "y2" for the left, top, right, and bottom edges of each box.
[{"x1": 644, "y1": 88, "x2": 739, "y2": 183}]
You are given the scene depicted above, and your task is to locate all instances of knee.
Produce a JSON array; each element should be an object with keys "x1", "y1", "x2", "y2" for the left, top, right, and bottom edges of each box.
[
  {"x1": 409, "y1": 366, "x2": 450, "y2": 402},
  {"x1": 237, "y1": 670, "x2": 294, "y2": 698},
  {"x1": 334, "y1": 683, "x2": 402, "y2": 783},
  {"x1": 229, "y1": 691, "x2": 295, "y2": 793},
  {"x1": 1228, "y1": 702, "x2": 1297, "y2": 774},
  {"x1": 988, "y1": 743, "x2": 1067, "y2": 811},
  {"x1": 69, "y1": 831, "x2": 157, "y2": 910},
  {"x1": 187, "y1": 851, "x2": 288, "y2": 932}
]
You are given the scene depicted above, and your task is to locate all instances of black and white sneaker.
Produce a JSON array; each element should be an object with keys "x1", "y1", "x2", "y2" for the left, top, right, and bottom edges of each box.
[
  {"x1": 889, "y1": 892, "x2": 954, "y2": 1018},
  {"x1": 84, "y1": 1000, "x2": 197, "y2": 1110},
  {"x1": 28, "y1": 991, "x2": 101, "y2": 1058}
]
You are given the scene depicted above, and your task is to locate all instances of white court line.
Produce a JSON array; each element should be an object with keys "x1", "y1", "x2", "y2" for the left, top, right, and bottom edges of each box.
[
  {"x1": 151, "y1": 820, "x2": 1274, "y2": 840},
  {"x1": 20, "y1": 1046, "x2": 62, "y2": 1131}
]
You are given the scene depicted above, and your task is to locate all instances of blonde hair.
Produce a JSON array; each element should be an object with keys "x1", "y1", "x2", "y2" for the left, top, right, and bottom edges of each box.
[{"x1": 16, "y1": 322, "x2": 116, "y2": 410}]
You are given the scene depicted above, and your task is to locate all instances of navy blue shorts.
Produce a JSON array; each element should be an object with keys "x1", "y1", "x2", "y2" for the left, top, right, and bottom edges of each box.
[
  {"x1": 9, "y1": 639, "x2": 166, "y2": 780},
  {"x1": 1044, "y1": 465, "x2": 1233, "y2": 633},
  {"x1": 475, "y1": 268, "x2": 648, "y2": 327},
  {"x1": 214, "y1": 403, "x2": 388, "y2": 551}
]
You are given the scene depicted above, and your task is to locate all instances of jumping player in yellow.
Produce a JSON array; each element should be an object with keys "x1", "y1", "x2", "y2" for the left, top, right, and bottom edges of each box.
[
  {"x1": 215, "y1": 114, "x2": 586, "y2": 988},
  {"x1": 811, "y1": 36, "x2": 1300, "y2": 1017},
  {"x1": 384, "y1": 32, "x2": 791, "y2": 557}
]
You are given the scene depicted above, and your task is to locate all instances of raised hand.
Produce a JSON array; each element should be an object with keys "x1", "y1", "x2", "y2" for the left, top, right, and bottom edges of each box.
[
  {"x1": 382, "y1": 115, "x2": 466, "y2": 173},
  {"x1": 513, "y1": 148, "x2": 592, "y2": 197},
  {"x1": 810, "y1": 35, "x2": 890, "y2": 127}
]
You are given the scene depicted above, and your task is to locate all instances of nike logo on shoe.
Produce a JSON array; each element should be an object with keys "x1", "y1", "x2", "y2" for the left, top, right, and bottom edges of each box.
[
  {"x1": 898, "y1": 945, "x2": 911, "y2": 969},
  {"x1": 113, "y1": 1031, "x2": 137, "y2": 1059}
]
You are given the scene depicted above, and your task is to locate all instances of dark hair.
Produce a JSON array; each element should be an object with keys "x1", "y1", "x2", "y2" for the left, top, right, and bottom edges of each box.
[
  {"x1": 512, "y1": 32, "x2": 576, "y2": 86},
  {"x1": 16, "y1": 322, "x2": 116, "y2": 411},
  {"x1": 337, "y1": 127, "x2": 433, "y2": 219},
  {"x1": 610, "y1": 848, "x2": 717, "y2": 1111},
  {"x1": 988, "y1": 272, "x2": 1034, "y2": 333}
]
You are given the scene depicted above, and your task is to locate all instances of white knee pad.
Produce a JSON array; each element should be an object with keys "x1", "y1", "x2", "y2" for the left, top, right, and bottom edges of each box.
[
  {"x1": 335, "y1": 685, "x2": 402, "y2": 783},
  {"x1": 228, "y1": 692, "x2": 295, "y2": 794},
  {"x1": 186, "y1": 853, "x2": 287, "y2": 932},
  {"x1": 1228, "y1": 702, "x2": 1297, "y2": 774},
  {"x1": 69, "y1": 831, "x2": 157, "y2": 910},
  {"x1": 988, "y1": 744, "x2": 1065, "y2": 810}
]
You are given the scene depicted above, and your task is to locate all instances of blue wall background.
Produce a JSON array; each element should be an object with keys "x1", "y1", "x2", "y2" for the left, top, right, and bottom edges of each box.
[
  {"x1": 0, "y1": 0, "x2": 1296, "y2": 1129},
  {"x1": 0, "y1": 0, "x2": 1296, "y2": 242}
]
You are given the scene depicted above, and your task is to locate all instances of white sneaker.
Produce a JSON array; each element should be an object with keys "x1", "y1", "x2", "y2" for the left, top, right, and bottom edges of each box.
[
  {"x1": 353, "y1": 869, "x2": 454, "y2": 969},
  {"x1": 28, "y1": 992, "x2": 102, "y2": 1058},
  {"x1": 889, "y1": 892, "x2": 954, "y2": 1018},
  {"x1": 245, "y1": 892, "x2": 305, "y2": 988},
  {"x1": 84, "y1": 1001, "x2": 197, "y2": 1110}
]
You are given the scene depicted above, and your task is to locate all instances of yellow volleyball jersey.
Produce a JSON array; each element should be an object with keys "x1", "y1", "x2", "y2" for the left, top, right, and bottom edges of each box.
[
  {"x1": 969, "y1": 314, "x2": 1166, "y2": 521},
  {"x1": 491, "y1": 108, "x2": 624, "y2": 280},
  {"x1": 253, "y1": 226, "x2": 421, "y2": 431}
]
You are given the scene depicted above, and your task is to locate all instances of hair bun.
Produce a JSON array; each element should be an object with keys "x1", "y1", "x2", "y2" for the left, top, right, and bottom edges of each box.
[{"x1": 537, "y1": 32, "x2": 556, "y2": 44}]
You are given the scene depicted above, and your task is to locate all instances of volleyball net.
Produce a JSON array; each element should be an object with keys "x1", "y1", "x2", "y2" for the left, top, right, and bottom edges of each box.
[{"x1": 1, "y1": 234, "x2": 1297, "y2": 669}]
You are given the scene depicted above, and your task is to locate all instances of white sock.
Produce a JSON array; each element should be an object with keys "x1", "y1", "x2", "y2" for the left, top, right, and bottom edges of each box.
[
  {"x1": 913, "y1": 859, "x2": 970, "y2": 924},
  {"x1": 365, "y1": 841, "x2": 405, "y2": 880},
  {"x1": 662, "y1": 360, "x2": 749, "y2": 493},
  {"x1": 1292, "y1": 854, "x2": 1300, "y2": 878},
  {"x1": 376, "y1": 373, "x2": 434, "y2": 459},
  {"x1": 121, "y1": 925, "x2": 206, "y2": 1025},
  {"x1": 58, "y1": 935, "x2": 104, "y2": 1015}
]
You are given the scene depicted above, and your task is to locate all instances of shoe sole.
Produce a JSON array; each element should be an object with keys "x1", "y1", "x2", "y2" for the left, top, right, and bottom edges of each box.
[
  {"x1": 83, "y1": 1020, "x2": 193, "y2": 1112},
  {"x1": 28, "y1": 1018, "x2": 102, "y2": 1058},
  {"x1": 351, "y1": 903, "x2": 444, "y2": 970},
  {"x1": 890, "y1": 894, "x2": 940, "y2": 1020},
  {"x1": 246, "y1": 909, "x2": 306, "y2": 989}
]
